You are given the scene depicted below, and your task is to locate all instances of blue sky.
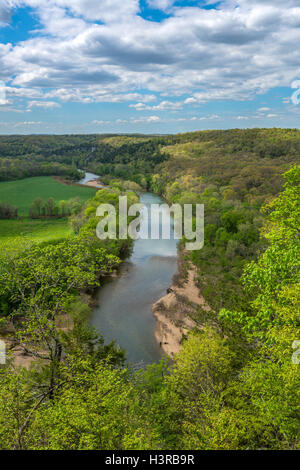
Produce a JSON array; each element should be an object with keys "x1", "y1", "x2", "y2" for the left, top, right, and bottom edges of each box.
[{"x1": 0, "y1": 0, "x2": 300, "y2": 134}]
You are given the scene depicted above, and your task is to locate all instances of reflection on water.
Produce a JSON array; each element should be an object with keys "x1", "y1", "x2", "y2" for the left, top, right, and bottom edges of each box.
[
  {"x1": 79, "y1": 171, "x2": 100, "y2": 185},
  {"x1": 90, "y1": 193, "x2": 178, "y2": 364}
]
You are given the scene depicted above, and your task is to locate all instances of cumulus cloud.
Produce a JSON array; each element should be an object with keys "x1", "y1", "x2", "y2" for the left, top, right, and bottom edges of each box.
[
  {"x1": 146, "y1": 0, "x2": 174, "y2": 11},
  {"x1": 114, "y1": 115, "x2": 161, "y2": 124},
  {"x1": 17, "y1": 0, "x2": 139, "y2": 24},
  {"x1": 1, "y1": 0, "x2": 300, "y2": 110},
  {"x1": 27, "y1": 100, "x2": 61, "y2": 109},
  {"x1": 198, "y1": 114, "x2": 220, "y2": 121},
  {"x1": 131, "y1": 115, "x2": 160, "y2": 123},
  {"x1": 130, "y1": 100, "x2": 182, "y2": 111},
  {"x1": 0, "y1": 0, "x2": 12, "y2": 25}
]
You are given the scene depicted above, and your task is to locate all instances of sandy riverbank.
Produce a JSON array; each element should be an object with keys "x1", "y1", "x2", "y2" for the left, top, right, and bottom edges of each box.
[
  {"x1": 52, "y1": 175, "x2": 105, "y2": 190},
  {"x1": 84, "y1": 179, "x2": 105, "y2": 189},
  {"x1": 152, "y1": 266, "x2": 211, "y2": 357}
]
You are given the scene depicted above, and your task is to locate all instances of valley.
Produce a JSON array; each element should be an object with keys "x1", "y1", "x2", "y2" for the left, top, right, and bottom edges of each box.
[{"x1": 0, "y1": 129, "x2": 299, "y2": 450}]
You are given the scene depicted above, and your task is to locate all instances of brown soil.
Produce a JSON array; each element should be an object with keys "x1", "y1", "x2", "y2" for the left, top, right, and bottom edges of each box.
[
  {"x1": 2, "y1": 336, "x2": 36, "y2": 368},
  {"x1": 152, "y1": 266, "x2": 211, "y2": 358},
  {"x1": 1, "y1": 313, "x2": 74, "y2": 369},
  {"x1": 84, "y1": 179, "x2": 105, "y2": 189}
]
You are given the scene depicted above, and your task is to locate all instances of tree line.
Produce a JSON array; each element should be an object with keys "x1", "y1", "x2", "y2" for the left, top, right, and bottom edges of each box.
[
  {"x1": 0, "y1": 133, "x2": 162, "y2": 183},
  {"x1": 0, "y1": 197, "x2": 84, "y2": 220},
  {"x1": 0, "y1": 159, "x2": 82, "y2": 182},
  {"x1": 29, "y1": 197, "x2": 83, "y2": 219}
]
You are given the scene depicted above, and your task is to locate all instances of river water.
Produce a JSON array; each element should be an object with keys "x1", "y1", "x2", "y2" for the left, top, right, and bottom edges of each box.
[
  {"x1": 79, "y1": 171, "x2": 101, "y2": 185},
  {"x1": 90, "y1": 192, "x2": 178, "y2": 364}
]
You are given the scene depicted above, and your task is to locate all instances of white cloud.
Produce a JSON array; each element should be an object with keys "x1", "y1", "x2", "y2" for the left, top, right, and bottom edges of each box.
[
  {"x1": 92, "y1": 119, "x2": 111, "y2": 125},
  {"x1": 147, "y1": 115, "x2": 160, "y2": 122},
  {"x1": 184, "y1": 97, "x2": 198, "y2": 104},
  {"x1": 20, "y1": 0, "x2": 140, "y2": 24},
  {"x1": 13, "y1": 120, "x2": 42, "y2": 127},
  {"x1": 115, "y1": 115, "x2": 161, "y2": 124},
  {"x1": 1, "y1": 0, "x2": 300, "y2": 111},
  {"x1": 131, "y1": 115, "x2": 160, "y2": 123},
  {"x1": 27, "y1": 100, "x2": 61, "y2": 109},
  {"x1": 130, "y1": 100, "x2": 182, "y2": 111},
  {"x1": 0, "y1": 0, "x2": 12, "y2": 25},
  {"x1": 198, "y1": 114, "x2": 220, "y2": 121},
  {"x1": 146, "y1": 0, "x2": 174, "y2": 11}
]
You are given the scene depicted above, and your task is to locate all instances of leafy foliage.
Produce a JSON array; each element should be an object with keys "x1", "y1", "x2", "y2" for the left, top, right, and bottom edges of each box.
[{"x1": 0, "y1": 132, "x2": 299, "y2": 450}]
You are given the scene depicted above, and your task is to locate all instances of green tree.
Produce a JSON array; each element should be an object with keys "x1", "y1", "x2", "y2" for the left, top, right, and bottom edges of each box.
[{"x1": 0, "y1": 238, "x2": 119, "y2": 400}]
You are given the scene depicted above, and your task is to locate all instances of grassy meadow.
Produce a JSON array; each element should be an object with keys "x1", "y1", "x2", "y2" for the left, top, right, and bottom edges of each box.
[
  {"x1": 0, "y1": 218, "x2": 73, "y2": 243},
  {"x1": 0, "y1": 176, "x2": 96, "y2": 216},
  {"x1": 0, "y1": 176, "x2": 97, "y2": 243}
]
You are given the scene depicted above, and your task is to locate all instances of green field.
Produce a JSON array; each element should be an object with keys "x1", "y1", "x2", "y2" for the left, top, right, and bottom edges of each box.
[
  {"x1": 0, "y1": 176, "x2": 96, "y2": 216},
  {"x1": 0, "y1": 176, "x2": 97, "y2": 244},
  {"x1": 0, "y1": 218, "x2": 73, "y2": 243}
]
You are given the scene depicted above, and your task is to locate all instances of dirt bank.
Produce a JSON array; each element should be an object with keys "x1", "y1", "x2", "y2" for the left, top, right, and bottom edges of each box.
[
  {"x1": 1, "y1": 322, "x2": 38, "y2": 368},
  {"x1": 84, "y1": 179, "x2": 105, "y2": 189},
  {"x1": 52, "y1": 176, "x2": 105, "y2": 190},
  {"x1": 1, "y1": 313, "x2": 74, "y2": 369},
  {"x1": 153, "y1": 266, "x2": 211, "y2": 358},
  {"x1": 3, "y1": 338, "x2": 36, "y2": 368}
]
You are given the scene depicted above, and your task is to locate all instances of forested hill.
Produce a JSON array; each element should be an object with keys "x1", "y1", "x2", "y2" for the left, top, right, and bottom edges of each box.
[
  {"x1": 1, "y1": 128, "x2": 299, "y2": 184},
  {"x1": 0, "y1": 133, "x2": 163, "y2": 182},
  {"x1": 0, "y1": 134, "x2": 96, "y2": 181},
  {"x1": 87, "y1": 128, "x2": 300, "y2": 193}
]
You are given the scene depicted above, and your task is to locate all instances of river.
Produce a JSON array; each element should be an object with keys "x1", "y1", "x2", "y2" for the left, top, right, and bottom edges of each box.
[
  {"x1": 79, "y1": 171, "x2": 102, "y2": 185},
  {"x1": 91, "y1": 193, "x2": 178, "y2": 364},
  {"x1": 79, "y1": 173, "x2": 178, "y2": 364}
]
